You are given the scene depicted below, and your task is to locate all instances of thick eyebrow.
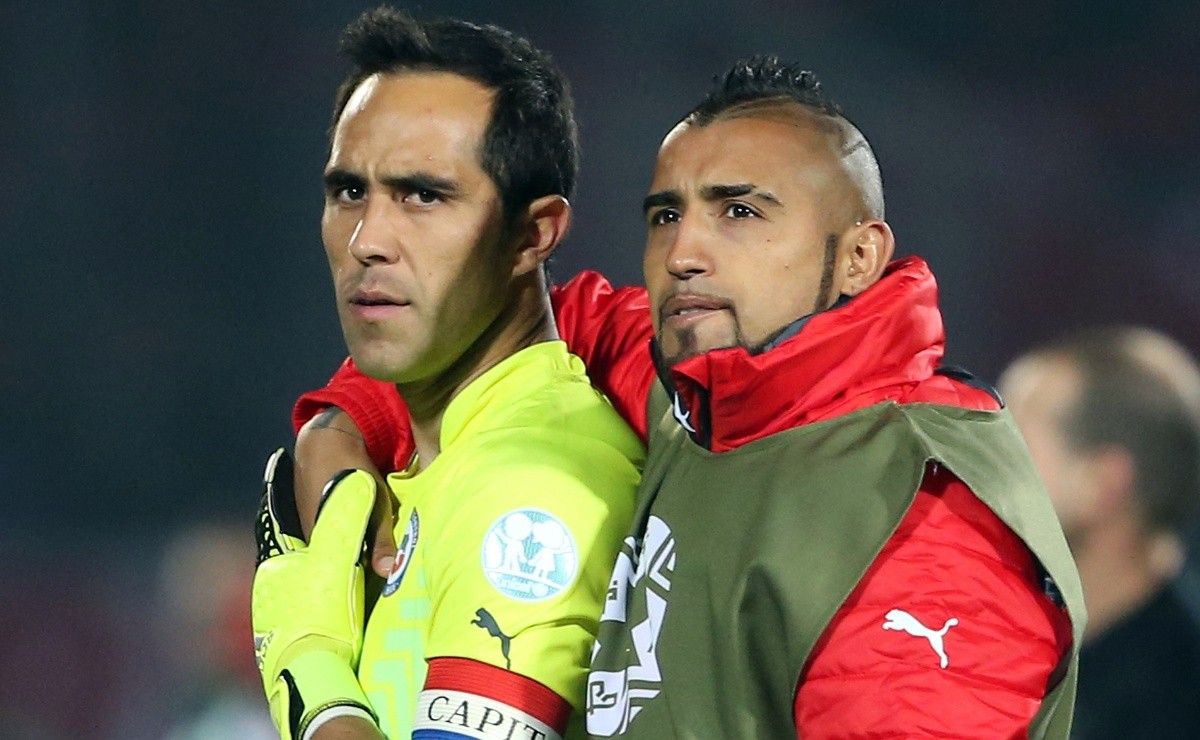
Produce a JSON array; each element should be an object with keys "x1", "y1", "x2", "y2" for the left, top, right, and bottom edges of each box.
[
  {"x1": 380, "y1": 172, "x2": 460, "y2": 196},
  {"x1": 642, "y1": 190, "x2": 683, "y2": 215},
  {"x1": 322, "y1": 168, "x2": 461, "y2": 196},
  {"x1": 323, "y1": 168, "x2": 365, "y2": 194},
  {"x1": 702, "y1": 183, "x2": 782, "y2": 208}
]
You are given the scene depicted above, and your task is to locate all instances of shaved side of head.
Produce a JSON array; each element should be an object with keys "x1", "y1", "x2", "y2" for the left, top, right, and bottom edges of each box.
[
  {"x1": 838, "y1": 120, "x2": 884, "y2": 221},
  {"x1": 681, "y1": 57, "x2": 885, "y2": 224},
  {"x1": 703, "y1": 100, "x2": 883, "y2": 224}
]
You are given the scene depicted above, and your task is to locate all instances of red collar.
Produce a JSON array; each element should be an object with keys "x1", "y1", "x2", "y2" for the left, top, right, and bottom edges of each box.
[{"x1": 659, "y1": 257, "x2": 950, "y2": 452}]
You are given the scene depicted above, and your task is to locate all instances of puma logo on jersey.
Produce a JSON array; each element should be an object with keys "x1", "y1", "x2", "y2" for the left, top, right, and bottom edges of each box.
[
  {"x1": 671, "y1": 393, "x2": 696, "y2": 433},
  {"x1": 472, "y1": 607, "x2": 513, "y2": 669},
  {"x1": 882, "y1": 608, "x2": 959, "y2": 668}
]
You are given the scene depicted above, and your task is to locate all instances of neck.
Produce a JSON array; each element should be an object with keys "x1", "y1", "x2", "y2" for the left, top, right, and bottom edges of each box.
[
  {"x1": 399, "y1": 278, "x2": 557, "y2": 468},
  {"x1": 1071, "y1": 517, "x2": 1182, "y2": 642}
]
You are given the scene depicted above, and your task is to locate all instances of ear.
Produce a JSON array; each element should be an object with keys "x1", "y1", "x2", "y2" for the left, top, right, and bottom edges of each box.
[
  {"x1": 1088, "y1": 445, "x2": 1137, "y2": 518},
  {"x1": 840, "y1": 219, "x2": 895, "y2": 297},
  {"x1": 512, "y1": 195, "x2": 572, "y2": 278}
]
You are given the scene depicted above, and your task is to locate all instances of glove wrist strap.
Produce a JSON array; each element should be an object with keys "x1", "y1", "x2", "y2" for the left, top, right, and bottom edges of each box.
[
  {"x1": 302, "y1": 705, "x2": 376, "y2": 740},
  {"x1": 269, "y1": 650, "x2": 376, "y2": 740}
]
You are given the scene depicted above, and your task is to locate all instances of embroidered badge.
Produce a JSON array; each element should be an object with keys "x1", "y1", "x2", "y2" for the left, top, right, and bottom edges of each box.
[
  {"x1": 482, "y1": 509, "x2": 578, "y2": 602},
  {"x1": 882, "y1": 608, "x2": 959, "y2": 668},
  {"x1": 382, "y1": 508, "x2": 420, "y2": 597}
]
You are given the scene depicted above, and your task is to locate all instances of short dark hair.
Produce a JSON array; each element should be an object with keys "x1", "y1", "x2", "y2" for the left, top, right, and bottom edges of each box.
[
  {"x1": 332, "y1": 6, "x2": 579, "y2": 222},
  {"x1": 1046, "y1": 326, "x2": 1200, "y2": 534},
  {"x1": 686, "y1": 55, "x2": 843, "y2": 127}
]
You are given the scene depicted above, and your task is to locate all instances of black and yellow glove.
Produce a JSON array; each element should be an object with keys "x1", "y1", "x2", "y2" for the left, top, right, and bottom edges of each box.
[{"x1": 252, "y1": 448, "x2": 378, "y2": 739}]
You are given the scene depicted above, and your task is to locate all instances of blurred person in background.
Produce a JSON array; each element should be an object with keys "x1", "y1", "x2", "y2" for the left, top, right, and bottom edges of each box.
[
  {"x1": 1000, "y1": 326, "x2": 1200, "y2": 738},
  {"x1": 158, "y1": 523, "x2": 274, "y2": 740}
]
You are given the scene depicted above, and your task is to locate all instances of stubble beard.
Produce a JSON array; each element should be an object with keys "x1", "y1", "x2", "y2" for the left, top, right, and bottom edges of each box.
[
  {"x1": 660, "y1": 232, "x2": 839, "y2": 366},
  {"x1": 660, "y1": 318, "x2": 747, "y2": 367}
]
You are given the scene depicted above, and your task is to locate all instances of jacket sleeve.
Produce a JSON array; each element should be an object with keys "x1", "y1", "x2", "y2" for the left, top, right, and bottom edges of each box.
[
  {"x1": 291, "y1": 356, "x2": 413, "y2": 473},
  {"x1": 550, "y1": 271, "x2": 656, "y2": 442},
  {"x1": 793, "y1": 465, "x2": 1073, "y2": 738}
]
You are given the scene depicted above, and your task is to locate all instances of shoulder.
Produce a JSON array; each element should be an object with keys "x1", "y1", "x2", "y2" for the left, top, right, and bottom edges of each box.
[
  {"x1": 1074, "y1": 588, "x2": 1200, "y2": 736},
  {"x1": 796, "y1": 466, "x2": 1072, "y2": 735},
  {"x1": 436, "y1": 389, "x2": 642, "y2": 523},
  {"x1": 900, "y1": 370, "x2": 1003, "y2": 411},
  {"x1": 850, "y1": 467, "x2": 1068, "y2": 648},
  {"x1": 889, "y1": 465, "x2": 1036, "y2": 565},
  {"x1": 552, "y1": 270, "x2": 650, "y2": 313},
  {"x1": 453, "y1": 431, "x2": 641, "y2": 518},
  {"x1": 466, "y1": 353, "x2": 646, "y2": 474}
]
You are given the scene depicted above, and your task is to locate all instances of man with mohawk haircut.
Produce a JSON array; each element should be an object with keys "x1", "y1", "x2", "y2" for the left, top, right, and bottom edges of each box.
[{"x1": 294, "y1": 55, "x2": 1085, "y2": 737}]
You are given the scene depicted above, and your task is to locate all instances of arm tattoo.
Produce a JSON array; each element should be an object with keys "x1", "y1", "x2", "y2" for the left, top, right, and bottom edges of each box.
[{"x1": 307, "y1": 407, "x2": 364, "y2": 442}]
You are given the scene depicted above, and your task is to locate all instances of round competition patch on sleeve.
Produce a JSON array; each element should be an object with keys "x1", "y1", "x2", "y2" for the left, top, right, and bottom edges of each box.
[{"x1": 481, "y1": 509, "x2": 578, "y2": 602}]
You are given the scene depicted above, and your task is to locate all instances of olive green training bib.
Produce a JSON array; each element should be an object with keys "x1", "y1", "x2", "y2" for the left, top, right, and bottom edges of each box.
[{"x1": 586, "y1": 390, "x2": 1084, "y2": 739}]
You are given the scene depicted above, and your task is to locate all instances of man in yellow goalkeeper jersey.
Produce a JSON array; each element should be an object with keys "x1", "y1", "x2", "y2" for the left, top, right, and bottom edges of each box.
[{"x1": 250, "y1": 7, "x2": 643, "y2": 739}]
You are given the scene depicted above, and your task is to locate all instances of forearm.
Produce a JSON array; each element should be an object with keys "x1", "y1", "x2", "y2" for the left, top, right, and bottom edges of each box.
[
  {"x1": 292, "y1": 356, "x2": 412, "y2": 473},
  {"x1": 295, "y1": 407, "x2": 385, "y2": 537}
]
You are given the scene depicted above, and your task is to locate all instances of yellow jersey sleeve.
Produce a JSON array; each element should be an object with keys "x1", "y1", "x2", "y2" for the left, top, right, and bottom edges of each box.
[{"x1": 420, "y1": 451, "x2": 635, "y2": 712}]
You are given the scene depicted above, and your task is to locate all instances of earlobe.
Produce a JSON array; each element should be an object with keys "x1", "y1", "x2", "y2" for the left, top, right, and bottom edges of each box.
[
  {"x1": 512, "y1": 195, "x2": 572, "y2": 278},
  {"x1": 1091, "y1": 446, "x2": 1136, "y2": 515},
  {"x1": 842, "y1": 220, "x2": 895, "y2": 296}
]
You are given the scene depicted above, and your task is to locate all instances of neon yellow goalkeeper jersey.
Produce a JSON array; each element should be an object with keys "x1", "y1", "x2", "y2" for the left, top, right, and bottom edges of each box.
[{"x1": 357, "y1": 340, "x2": 644, "y2": 738}]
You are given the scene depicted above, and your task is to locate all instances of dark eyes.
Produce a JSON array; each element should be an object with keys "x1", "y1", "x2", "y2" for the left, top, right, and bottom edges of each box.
[
  {"x1": 724, "y1": 202, "x2": 758, "y2": 219},
  {"x1": 331, "y1": 187, "x2": 442, "y2": 206},
  {"x1": 333, "y1": 185, "x2": 366, "y2": 204},
  {"x1": 648, "y1": 203, "x2": 760, "y2": 226},
  {"x1": 405, "y1": 189, "x2": 442, "y2": 205},
  {"x1": 649, "y1": 208, "x2": 681, "y2": 226}
]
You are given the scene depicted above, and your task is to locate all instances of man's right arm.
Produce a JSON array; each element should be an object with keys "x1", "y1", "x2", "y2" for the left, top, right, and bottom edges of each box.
[
  {"x1": 290, "y1": 270, "x2": 655, "y2": 570},
  {"x1": 292, "y1": 271, "x2": 656, "y2": 461},
  {"x1": 296, "y1": 407, "x2": 398, "y2": 577},
  {"x1": 292, "y1": 356, "x2": 414, "y2": 476},
  {"x1": 548, "y1": 270, "x2": 656, "y2": 441}
]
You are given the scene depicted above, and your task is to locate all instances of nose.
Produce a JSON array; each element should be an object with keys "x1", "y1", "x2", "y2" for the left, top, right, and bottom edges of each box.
[
  {"x1": 346, "y1": 197, "x2": 401, "y2": 265},
  {"x1": 664, "y1": 215, "x2": 712, "y2": 280}
]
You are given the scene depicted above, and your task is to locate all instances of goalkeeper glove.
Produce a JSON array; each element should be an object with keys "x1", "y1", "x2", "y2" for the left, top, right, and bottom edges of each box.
[{"x1": 252, "y1": 448, "x2": 378, "y2": 739}]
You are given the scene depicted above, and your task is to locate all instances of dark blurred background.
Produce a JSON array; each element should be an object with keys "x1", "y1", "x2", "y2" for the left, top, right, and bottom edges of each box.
[{"x1": 2, "y1": 1, "x2": 1198, "y2": 737}]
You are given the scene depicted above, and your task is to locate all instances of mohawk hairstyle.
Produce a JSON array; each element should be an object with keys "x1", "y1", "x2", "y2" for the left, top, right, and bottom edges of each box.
[
  {"x1": 686, "y1": 56, "x2": 842, "y2": 126},
  {"x1": 331, "y1": 5, "x2": 579, "y2": 222},
  {"x1": 683, "y1": 56, "x2": 886, "y2": 220}
]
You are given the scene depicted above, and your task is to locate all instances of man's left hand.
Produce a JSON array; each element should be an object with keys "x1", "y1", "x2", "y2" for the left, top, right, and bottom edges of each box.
[{"x1": 252, "y1": 448, "x2": 378, "y2": 740}]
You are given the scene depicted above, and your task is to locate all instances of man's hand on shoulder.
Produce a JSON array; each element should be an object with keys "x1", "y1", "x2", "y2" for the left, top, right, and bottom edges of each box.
[{"x1": 296, "y1": 407, "x2": 398, "y2": 578}]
